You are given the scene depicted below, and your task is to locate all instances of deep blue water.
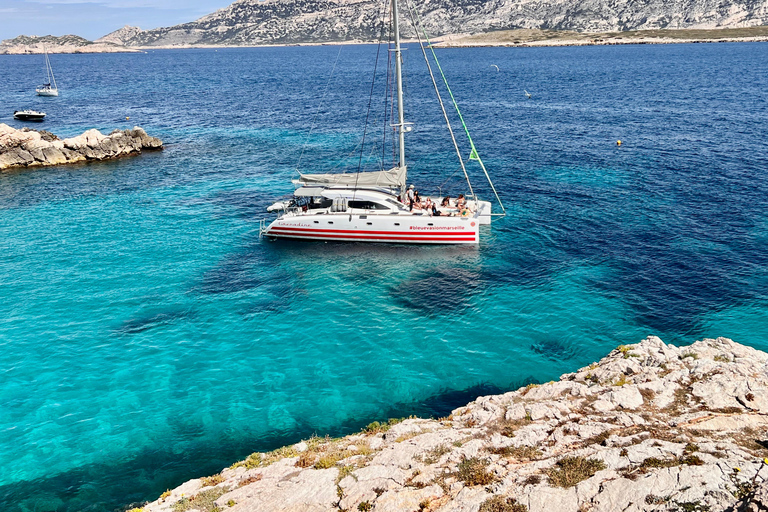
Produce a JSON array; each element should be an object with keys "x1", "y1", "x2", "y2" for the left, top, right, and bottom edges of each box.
[{"x1": 1, "y1": 43, "x2": 767, "y2": 511}]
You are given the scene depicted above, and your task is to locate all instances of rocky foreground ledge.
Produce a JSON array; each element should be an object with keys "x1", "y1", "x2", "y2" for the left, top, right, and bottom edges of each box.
[
  {"x1": 135, "y1": 337, "x2": 768, "y2": 512},
  {"x1": 0, "y1": 124, "x2": 162, "y2": 170}
]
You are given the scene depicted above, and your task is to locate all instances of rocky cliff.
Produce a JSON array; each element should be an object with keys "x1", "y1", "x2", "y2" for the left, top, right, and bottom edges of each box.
[
  {"x1": 0, "y1": 124, "x2": 163, "y2": 170},
  {"x1": 133, "y1": 336, "x2": 768, "y2": 512},
  {"x1": 0, "y1": 34, "x2": 138, "y2": 54},
  {"x1": 103, "y1": 0, "x2": 768, "y2": 47}
]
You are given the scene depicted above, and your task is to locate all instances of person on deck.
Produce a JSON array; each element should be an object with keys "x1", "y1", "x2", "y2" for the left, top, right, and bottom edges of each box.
[
  {"x1": 424, "y1": 197, "x2": 433, "y2": 215},
  {"x1": 406, "y1": 184, "x2": 415, "y2": 211},
  {"x1": 456, "y1": 194, "x2": 466, "y2": 209},
  {"x1": 412, "y1": 191, "x2": 422, "y2": 209}
]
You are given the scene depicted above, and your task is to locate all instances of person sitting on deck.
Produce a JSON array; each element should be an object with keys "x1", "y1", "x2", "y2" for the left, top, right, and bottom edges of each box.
[
  {"x1": 423, "y1": 197, "x2": 433, "y2": 215},
  {"x1": 441, "y1": 196, "x2": 451, "y2": 208},
  {"x1": 456, "y1": 194, "x2": 466, "y2": 210},
  {"x1": 412, "y1": 191, "x2": 423, "y2": 210}
]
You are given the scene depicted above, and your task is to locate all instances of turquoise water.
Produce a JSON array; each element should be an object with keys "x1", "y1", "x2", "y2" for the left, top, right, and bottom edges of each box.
[{"x1": 1, "y1": 43, "x2": 768, "y2": 510}]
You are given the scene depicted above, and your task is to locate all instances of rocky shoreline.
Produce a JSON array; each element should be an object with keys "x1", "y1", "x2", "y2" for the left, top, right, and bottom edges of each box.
[
  {"x1": 3, "y1": 27, "x2": 768, "y2": 54},
  {"x1": 131, "y1": 336, "x2": 768, "y2": 512},
  {"x1": 0, "y1": 124, "x2": 162, "y2": 170}
]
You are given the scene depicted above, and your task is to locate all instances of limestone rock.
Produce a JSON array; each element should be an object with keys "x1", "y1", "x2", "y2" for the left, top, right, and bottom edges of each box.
[
  {"x1": 0, "y1": 123, "x2": 162, "y2": 170},
  {"x1": 137, "y1": 337, "x2": 768, "y2": 512},
  {"x1": 104, "y1": 0, "x2": 768, "y2": 47}
]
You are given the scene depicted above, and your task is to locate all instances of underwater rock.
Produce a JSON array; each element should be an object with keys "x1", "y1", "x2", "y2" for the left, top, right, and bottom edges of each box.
[{"x1": 0, "y1": 124, "x2": 162, "y2": 170}]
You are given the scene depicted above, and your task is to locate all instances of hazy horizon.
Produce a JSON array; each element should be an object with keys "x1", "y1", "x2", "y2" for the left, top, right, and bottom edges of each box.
[{"x1": 0, "y1": 0, "x2": 234, "y2": 41}]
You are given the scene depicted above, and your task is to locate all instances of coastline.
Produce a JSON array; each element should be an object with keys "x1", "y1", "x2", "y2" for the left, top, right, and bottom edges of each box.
[
  {"x1": 3, "y1": 27, "x2": 768, "y2": 54},
  {"x1": 130, "y1": 336, "x2": 768, "y2": 512}
]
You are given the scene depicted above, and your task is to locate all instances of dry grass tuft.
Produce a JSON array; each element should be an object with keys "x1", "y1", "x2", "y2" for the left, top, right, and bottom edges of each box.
[
  {"x1": 172, "y1": 488, "x2": 227, "y2": 512},
  {"x1": 200, "y1": 474, "x2": 224, "y2": 487},
  {"x1": 478, "y1": 495, "x2": 528, "y2": 512},
  {"x1": 237, "y1": 474, "x2": 263, "y2": 487},
  {"x1": 488, "y1": 445, "x2": 542, "y2": 461},
  {"x1": 456, "y1": 457, "x2": 497, "y2": 486},
  {"x1": 547, "y1": 457, "x2": 606, "y2": 487}
]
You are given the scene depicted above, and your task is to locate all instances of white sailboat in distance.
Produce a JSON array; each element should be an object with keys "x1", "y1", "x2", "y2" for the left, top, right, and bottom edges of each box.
[
  {"x1": 36, "y1": 48, "x2": 58, "y2": 97},
  {"x1": 260, "y1": 0, "x2": 505, "y2": 245}
]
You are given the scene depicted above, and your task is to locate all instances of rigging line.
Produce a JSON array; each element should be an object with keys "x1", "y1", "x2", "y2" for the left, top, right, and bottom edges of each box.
[
  {"x1": 402, "y1": 0, "x2": 475, "y2": 202},
  {"x1": 354, "y1": 0, "x2": 389, "y2": 194},
  {"x1": 408, "y1": 3, "x2": 506, "y2": 215},
  {"x1": 295, "y1": 44, "x2": 344, "y2": 175},
  {"x1": 437, "y1": 166, "x2": 464, "y2": 191}
]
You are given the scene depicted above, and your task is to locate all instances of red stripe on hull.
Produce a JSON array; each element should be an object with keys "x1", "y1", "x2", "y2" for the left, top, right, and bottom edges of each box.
[
  {"x1": 267, "y1": 231, "x2": 477, "y2": 242},
  {"x1": 270, "y1": 226, "x2": 475, "y2": 236},
  {"x1": 265, "y1": 229, "x2": 477, "y2": 243},
  {"x1": 270, "y1": 235, "x2": 477, "y2": 244}
]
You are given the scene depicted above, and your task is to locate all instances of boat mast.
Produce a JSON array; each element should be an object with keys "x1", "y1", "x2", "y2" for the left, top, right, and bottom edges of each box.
[
  {"x1": 391, "y1": 0, "x2": 406, "y2": 170},
  {"x1": 48, "y1": 51, "x2": 57, "y2": 91}
]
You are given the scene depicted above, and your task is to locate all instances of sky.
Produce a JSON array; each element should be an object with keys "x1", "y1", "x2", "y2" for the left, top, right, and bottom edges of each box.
[{"x1": 0, "y1": 0, "x2": 236, "y2": 41}]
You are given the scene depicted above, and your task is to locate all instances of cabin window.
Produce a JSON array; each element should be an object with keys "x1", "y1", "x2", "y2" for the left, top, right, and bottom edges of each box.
[
  {"x1": 348, "y1": 200, "x2": 389, "y2": 210},
  {"x1": 394, "y1": 223, "x2": 400, "y2": 226},
  {"x1": 314, "y1": 221, "x2": 319, "y2": 224},
  {"x1": 385, "y1": 198, "x2": 410, "y2": 211},
  {"x1": 328, "y1": 221, "x2": 334, "y2": 224},
  {"x1": 428, "y1": 223, "x2": 433, "y2": 226},
  {"x1": 366, "y1": 222, "x2": 373, "y2": 226}
]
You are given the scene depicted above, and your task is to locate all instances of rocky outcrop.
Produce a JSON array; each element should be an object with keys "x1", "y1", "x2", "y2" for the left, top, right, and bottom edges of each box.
[
  {"x1": 0, "y1": 34, "x2": 138, "y2": 54},
  {"x1": 106, "y1": 0, "x2": 768, "y2": 47},
  {"x1": 95, "y1": 25, "x2": 146, "y2": 46},
  {"x1": 0, "y1": 124, "x2": 163, "y2": 170},
  {"x1": 133, "y1": 336, "x2": 768, "y2": 512}
]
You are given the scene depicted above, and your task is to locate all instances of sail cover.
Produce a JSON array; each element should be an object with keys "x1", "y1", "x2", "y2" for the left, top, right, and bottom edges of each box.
[{"x1": 298, "y1": 166, "x2": 406, "y2": 192}]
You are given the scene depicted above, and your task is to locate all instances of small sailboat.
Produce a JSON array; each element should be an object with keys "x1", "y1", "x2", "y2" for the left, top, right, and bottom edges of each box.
[
  {"x1": 261, "y1": 0, "x2": 505, "y2": 245},
  {"x1": 36, "y1": 48, "x2": 58, "y2": 97}
]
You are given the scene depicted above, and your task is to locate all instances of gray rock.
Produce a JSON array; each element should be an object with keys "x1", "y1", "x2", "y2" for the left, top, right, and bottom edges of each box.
[{"x1": 0, "y1": 123, "x2": 162, "y2": 170}]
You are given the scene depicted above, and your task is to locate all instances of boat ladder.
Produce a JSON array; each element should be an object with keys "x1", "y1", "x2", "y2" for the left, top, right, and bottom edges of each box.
[{"x1": 258, "y1": 218, "x2": 267, "y2": 239}]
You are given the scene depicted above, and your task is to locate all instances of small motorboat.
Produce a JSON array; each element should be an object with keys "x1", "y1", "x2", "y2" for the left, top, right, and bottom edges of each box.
[{"x1": 13, "y1": 110, "x2": 46, "y2": 121}]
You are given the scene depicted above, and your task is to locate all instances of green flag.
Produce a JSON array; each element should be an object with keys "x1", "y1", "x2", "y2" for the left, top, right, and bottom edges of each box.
[{"x1": 469, "y1": 147, "x2": 479, "y2": 160}]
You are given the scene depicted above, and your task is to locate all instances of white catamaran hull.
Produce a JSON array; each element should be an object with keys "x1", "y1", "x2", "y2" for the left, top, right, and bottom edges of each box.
[{"x1": 265, "y1": 212, "x2": 480, "y2": 244}]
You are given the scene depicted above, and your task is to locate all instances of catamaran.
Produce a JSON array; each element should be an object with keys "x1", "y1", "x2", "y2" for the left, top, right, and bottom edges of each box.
[
  {"x1": 260, "y1": 0, "x2": 504, "y2": 244},
  {"x1": 36, "y1": 48, "x2": 58, "y2": 97}
]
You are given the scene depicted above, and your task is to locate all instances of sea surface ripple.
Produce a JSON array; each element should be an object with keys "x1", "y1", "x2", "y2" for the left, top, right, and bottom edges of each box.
[{"x1": 0, "y1": 43, "x2": 767, "y2": 511}]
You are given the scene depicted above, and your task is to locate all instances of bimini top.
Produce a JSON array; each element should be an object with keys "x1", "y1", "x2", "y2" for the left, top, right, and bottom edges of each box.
[{"x1": 298, "y1": 166, "x2": 406, "y2": 192}]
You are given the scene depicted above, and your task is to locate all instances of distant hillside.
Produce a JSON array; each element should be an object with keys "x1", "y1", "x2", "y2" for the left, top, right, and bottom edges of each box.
[
  {"x1": 101, "y1": 0, "x2": 768, "y2": 47},
  {"x1": 0, "y1": 34, "x2": 138, "y2": 54},
  {"x1": 95, "y1": 26, "x2": 146, "y2": 46}
]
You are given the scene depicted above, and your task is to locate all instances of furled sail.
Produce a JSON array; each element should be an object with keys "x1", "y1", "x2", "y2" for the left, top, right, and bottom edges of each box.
[{"x1": 298, "y1": 166, "x2": 406, "y2": 192}]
